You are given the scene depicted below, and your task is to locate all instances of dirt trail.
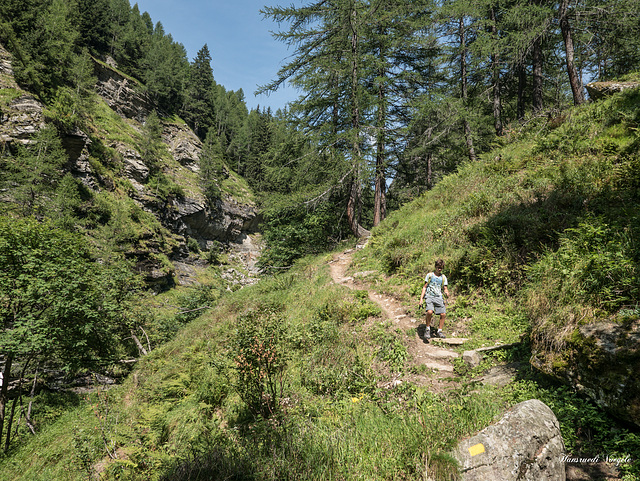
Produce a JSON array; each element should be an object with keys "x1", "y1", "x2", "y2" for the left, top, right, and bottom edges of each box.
[
  {"x1": 330, "y1": 248, "x2": 625, "y2": 481},
  {"x1": 329, "y1": 247, "x2": 462, "y2": 391}
]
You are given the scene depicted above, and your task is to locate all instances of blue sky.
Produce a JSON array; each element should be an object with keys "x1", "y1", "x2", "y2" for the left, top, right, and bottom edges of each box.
[{"x1": 133, "y1": 0, "x2": 298, "y2": 111}]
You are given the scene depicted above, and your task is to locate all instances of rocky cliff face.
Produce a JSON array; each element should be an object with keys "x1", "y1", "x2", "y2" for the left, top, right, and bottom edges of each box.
[
  {"x1": 93, "y1": 57, "x2": 154, "y2": 123},
  {"x1": 1, "y1": 45, "x2": 261, "y2": 288},
  {"x1": 94, "y1": 57, "x2": 261, "y2": 287},
  {"x1": 0, "y1": 44, "x2": 45, "y2": 144}
]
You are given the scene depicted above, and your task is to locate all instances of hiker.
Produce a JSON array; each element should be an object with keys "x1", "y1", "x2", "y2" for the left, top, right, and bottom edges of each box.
[{"x1": 418, "y1": 259, "x2": 449, "y2": 341}]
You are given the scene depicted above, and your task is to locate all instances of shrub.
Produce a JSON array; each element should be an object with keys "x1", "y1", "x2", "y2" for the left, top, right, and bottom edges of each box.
[
  {"x1": 526, "y1": 218, "x2": 639, "y2": 313},
  {"x1": 231, "y1": 308, "x2": 288, "y2": 418}
]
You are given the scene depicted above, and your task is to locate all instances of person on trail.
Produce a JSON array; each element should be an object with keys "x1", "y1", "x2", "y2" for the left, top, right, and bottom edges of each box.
[{"x1": 418, "y1": 259, "x2": 449, "y2": 342}]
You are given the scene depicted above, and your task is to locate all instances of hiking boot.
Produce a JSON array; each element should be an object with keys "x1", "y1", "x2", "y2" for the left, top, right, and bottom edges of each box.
[{"x1": 435, "y1": 330, "x2": 446, "y2": 339}]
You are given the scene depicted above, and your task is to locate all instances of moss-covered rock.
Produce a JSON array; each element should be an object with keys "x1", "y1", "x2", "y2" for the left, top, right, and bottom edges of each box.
[
  {"x1": 585, "y1": 81, "x2": 640, "y2": 101},
  {"x1": 531, "y1": 320, "x2": 640, "y2": 427}
]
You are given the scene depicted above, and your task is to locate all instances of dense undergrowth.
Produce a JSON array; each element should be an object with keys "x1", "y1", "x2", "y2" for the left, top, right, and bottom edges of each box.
[
  {"x1": 0, "y1": 252, "x2": 549, "y2": 481},
  {"x1": 2, "y1": 88, "x2": 640, "y2": 480}
]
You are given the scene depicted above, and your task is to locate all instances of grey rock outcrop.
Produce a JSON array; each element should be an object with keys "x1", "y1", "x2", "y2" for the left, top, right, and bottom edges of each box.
[
  {"x1": 164, "y1": 122, "x2": 202, "y2": 171},
  {"x1": 532, "y1": 319, "x2": 640, "y2": 428},
  {"x1": 167, "y1": 196, "x2": 259, "y2": 246},
  {"x1": 0, "y1": 95, "x2": 45, "y2": 143},
  {"x1": 454, "y1": 399, "x2": 565, "y2": 481},
  {"x1": 1, "y1": 41, "x2": 261, "y2": 288},
  {"x1": 93, "y1": 58, "x2": 153, "y2": 122},
  {"x1": 586, "y1": 81, "x2": 640, "y2": 101},
  {"x1": 0, "y1": 43, "x2": 12, "y2": 79},
  {"x1": 0, "y1": 44, "x2": 45, "y2": 144},
  {"x1": 121, "y1": 145, "x2": 150, "y2": 184}
]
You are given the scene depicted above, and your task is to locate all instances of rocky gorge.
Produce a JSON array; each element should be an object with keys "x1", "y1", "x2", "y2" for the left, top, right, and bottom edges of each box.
[{"x1": 2, "y1": 36, "x2": 639, "y2": 480}]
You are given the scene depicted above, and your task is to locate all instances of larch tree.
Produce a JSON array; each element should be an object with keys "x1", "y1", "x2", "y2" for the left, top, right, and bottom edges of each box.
[
  {"x1": 260, "y1": 0, "x2": 436, "y2": 234},
  {"x1": 182, "y1": 44, "x2": 216, "y2": 138},
  {"x1": 260, "y1": 0, "x2": 371, "y2": 237}
]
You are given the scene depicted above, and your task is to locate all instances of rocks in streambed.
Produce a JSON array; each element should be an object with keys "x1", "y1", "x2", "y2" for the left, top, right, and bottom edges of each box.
[{"x1": 453, "y1": 399, "x2": 565, "y2": 481}]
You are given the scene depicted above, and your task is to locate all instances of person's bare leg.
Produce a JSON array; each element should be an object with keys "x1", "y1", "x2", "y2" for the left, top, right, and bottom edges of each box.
[
  {"x1": 438, "y1": 313, "x2": 446, "y2": 330},
  {"x1": 424, "y1": 310, "x2": 434, "y2": 338}
]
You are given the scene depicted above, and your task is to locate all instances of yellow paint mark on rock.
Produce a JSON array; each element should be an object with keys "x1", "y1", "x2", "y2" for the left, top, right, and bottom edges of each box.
[{"x1": 468, "y1": 443, "x2": 485, "y2": 457}]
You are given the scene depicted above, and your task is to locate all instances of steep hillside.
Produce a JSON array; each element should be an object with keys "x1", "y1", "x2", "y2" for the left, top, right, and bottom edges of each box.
[
  {"x1": 2, "y1": 78, "x2": 639, "y2": 480},
  {"x1": 354, "y1": 80, "x2": 640, "y2": 426},
  {"x1": 1, "y1": 42, "x2": 260, "y2": 288}
]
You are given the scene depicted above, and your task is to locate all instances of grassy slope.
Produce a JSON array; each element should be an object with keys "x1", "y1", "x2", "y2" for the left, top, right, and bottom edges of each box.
[
  {"x1": 357, "y1": 85, "x2": 639, "y2": 344},
  {"x1": 2, "y1": 87, "x2": 640, "y2": 480}
]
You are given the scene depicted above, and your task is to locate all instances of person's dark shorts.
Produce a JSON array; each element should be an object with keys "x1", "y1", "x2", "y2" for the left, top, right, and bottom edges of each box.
[{"x1": 424, "y1": 296, "x2": 446, "y2": 315}]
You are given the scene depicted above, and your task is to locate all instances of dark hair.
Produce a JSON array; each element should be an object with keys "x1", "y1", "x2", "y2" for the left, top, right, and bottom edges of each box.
[{"x1": 435, "y1": 259, "x2": 444, "y2": 269}]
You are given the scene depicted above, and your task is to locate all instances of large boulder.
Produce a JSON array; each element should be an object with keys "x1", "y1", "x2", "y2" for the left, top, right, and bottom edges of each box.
[
  {"x1": 586, "y1": 81, "x2": 640, "y2": 101},
  {"x1": 453, "y1": 399, "x2": 565, "y2": 481},
  {"x1": 531, "y1": 320, "x2": 640, "y2": 427}
]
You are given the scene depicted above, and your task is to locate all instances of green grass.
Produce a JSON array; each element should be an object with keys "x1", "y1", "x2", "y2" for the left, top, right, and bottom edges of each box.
[
  {"x1": 355, "y1": 86, "x2": 640, "y2": 327},
  {"x1": 3, "y1": 85, "x2": 640, "y2": 481},
  {"x1": 8, "y1": 235, "x2": 635, "y2": 480},
  {"x1": 0, "y1": 87, "x2": 21, "y2": 107},
  {"x1": 0, "y1": 252, "x2": 512, "y2": 481}
]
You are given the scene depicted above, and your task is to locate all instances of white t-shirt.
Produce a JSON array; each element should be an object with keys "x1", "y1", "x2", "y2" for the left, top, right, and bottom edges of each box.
[{"x1": 424, "y1": 272, "x2": 447, "y2": 298}]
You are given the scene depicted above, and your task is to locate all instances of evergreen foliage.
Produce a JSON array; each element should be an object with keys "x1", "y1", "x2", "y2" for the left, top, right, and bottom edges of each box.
[{"x1": 1, "y1": 1, "x2": 639, "y2": 478}]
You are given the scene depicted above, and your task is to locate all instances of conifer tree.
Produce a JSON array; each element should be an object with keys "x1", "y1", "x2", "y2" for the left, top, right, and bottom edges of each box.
[
  {"x1": 142, "y1": 22, "x2": 189, "y2": 113},
  {"x1": 117, "y1": 4, "x2": 154, "y2": 79},
  {"x1": 589, "y1": 0, "x2": 640, "y2": 78},
  {"x1": 260, "y1": 0, "x2": 383, "y2": 237},
  {"x1": 182, "y1": 44, "x2": 216, "y2": 138},
  {"x1": 77, "y1": 0, "x2": 111, "y2": 55},
  {"x1": 199, "y1": 129, "x2": 227, "y2": 204}
]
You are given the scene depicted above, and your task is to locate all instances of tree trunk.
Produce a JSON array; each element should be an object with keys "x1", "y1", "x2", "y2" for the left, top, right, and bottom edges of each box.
[
  {"x1": 490, "y1": 6, "x2": 503, "y2": 136},
  {"x1": 373, "y1": 156, "x2": 386, "y2": 226},
  {"x1": 517, "y1": 61, "x2": 526, "y2": 120},
  {"x1": 5, "y1": 387, "x2": 18, "y2": 451},
  {"x1": 559, "y1": 0, "x2": 585, "y2": 105},
  {"x1": 131, "y1": 329, "x2": 148, "y2": 356},
  {"x1": 532, "y1": 36, "x2": 544, "y2": 112},
  {"x1": 347, "y1": 4, "x2": 368, "y2": 237},
  {"x1": 531, "y1": 0, "x2": 545, "y2": 112},
  {"x1": 373, "y1": 67, "x2": 387, "y2": 227},
  {"x1": 459, "y1": 17, "x2": 477, "y2": 162},
  {"x1": 0, "y1": 354, "x2": 13, "y2": 450},
  {"x1": 4, "y1": 356, "x2": 33, "y2": 451}
]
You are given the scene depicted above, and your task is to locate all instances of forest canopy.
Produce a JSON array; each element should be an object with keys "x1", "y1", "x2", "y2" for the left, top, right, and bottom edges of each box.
[{"x1": 2, "y1": 0, "x2": 639, "y2": 266}]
